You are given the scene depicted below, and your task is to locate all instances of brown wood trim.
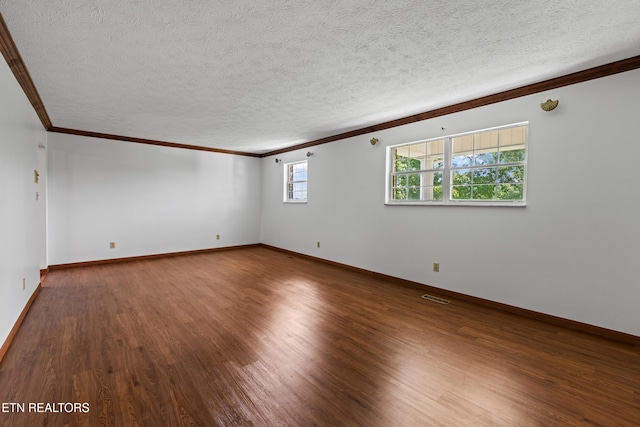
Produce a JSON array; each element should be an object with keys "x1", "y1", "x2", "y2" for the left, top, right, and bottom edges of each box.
[
  {"x1": 0, "y1": 13, "x2": 52, "y2": 130},
  {"x1": 262, "y1": 55, "x2": 640, "y2": 157},
  {"x1": 260, "y1": 244, "x2": 640, "y2": 346},
  {"x1": 48, "y1": 244, "x2": 261, "y2": 270},
  {"x1": 0, "y1": 283, "x2": 42, "y2": 364},
  {"x1": 48, "y1": 127, "x2": 261, "y2": 158},
  {"x1": 48, "y1": 54, "x2": 640, "y2": 158},
  {"x1": 4, "y1": 4, "x2": 639, "y2": 159},
  {"x1": 39, "y1": 268, "x2": 49, "y2": 284}
]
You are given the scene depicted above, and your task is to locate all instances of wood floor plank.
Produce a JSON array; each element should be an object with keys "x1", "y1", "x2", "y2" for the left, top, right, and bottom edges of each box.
[{"x1": 0, "y1": 246, "x2": 639, "y2": 426}]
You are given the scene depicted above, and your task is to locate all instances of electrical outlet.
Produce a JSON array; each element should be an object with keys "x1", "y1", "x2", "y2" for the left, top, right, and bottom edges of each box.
[
  {"x1": 109, "y1": 242, "x2": 116, "y2": 249},
  {"x1": 317, "y1": 242, "x2": 320, "y2": 248},
  {"x1": 22, "y1": 278, "x2": 26, "y2": 290},
  {"x1": 216, "y1": 234, "x2": 220, "y2": 240},
  {"x1": 433, "y1": 262, "x2": 440, "y2": 272}
]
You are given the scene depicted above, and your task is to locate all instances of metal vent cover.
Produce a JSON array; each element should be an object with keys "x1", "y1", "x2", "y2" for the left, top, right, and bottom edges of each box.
[{"x1": 421, "y1": 294, "x2": 451, "y2": 304}]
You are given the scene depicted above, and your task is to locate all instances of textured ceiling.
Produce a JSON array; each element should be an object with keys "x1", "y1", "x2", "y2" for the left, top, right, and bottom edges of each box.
[{"x1": 1, "y1": 0, "x2": 640, "y2": 154}]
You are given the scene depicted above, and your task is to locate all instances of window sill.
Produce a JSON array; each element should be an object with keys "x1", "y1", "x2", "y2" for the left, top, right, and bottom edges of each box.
[
  {"x1": 284, "y1": 200, "x2": 308, "y2": 204},
  {"x1": 385, "y1": 201, "x2": 526, "y2": 207}
]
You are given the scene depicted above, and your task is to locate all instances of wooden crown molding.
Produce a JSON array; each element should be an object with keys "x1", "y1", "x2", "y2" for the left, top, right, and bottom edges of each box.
[
  {"x1": 0, "y1": 13, "x2": 52, "y2": 130},
  {"x1": 0, "y1": 13, "x2": 257, "y2": 158},
  {"x1": 48, "y1": 127, "x2": 262, "y2": 158},
  {"x1": 51, "y1": 54, "x2": 640, "y2": 158},
  {"x1": 2, "y1": 10, "x2": 639, "y2": 157},
  {"x1": 263, "y1": 55, "x2": 640, "y2": 157}
]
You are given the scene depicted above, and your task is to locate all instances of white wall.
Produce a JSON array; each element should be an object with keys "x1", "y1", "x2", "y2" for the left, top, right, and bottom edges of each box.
[
  {"x1": 261, "y1": 69, "x2": 640, "y2": 337},
  {"x1": 37, "y1": 145, "x2": 47, "y2": 269},
  {"x1": 0, "y1": 58, "x2": 46, "y2": 347},
  {"x1": 48, "y1": 134, "x2": 261, "y2": 264}
]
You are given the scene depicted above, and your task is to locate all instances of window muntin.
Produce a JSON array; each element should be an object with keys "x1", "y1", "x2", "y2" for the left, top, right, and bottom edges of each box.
[
  {"x1": 284, "y1": 160, "x2": 307, "y2": 202},
  {"x1": 387, "y1": 123, "x2": 527, "y2": 205}
]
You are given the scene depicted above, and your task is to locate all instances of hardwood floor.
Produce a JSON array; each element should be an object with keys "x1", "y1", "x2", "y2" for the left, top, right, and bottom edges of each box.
[{"x1": 1, "y1": 247, "x2": 638, "y2": 426}]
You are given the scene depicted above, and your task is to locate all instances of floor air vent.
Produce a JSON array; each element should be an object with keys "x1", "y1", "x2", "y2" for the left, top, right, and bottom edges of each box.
[{"x1": 421, "y1": 294, "x2": 450, "y2": 305}]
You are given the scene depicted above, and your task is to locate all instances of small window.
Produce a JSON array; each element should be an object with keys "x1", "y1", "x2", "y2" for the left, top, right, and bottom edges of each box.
[
  {"x1": 387, "y1": 123, "x2": 527, "y2": 206},
  {"x1": 284, "y1": 160, "x2": 308, "y2": 203}
]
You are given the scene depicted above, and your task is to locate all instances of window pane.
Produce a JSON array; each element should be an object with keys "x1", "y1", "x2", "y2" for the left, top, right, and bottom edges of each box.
[
  {"x1": 452, "y1": 134, "x2": 474, "y2": 167},
  {"x1": 474, "y1": 130, "x2": 499, "y2": 165},
  {"x1": 292, "y1": 171, "x2": 306, "y2": 181},
  {"x1": 472, "y1": 168, "x2": 496, "y2": 184},
  {"x1": 499, "y1": 147, "x2": 525, "y2": 163},
  {"x1": 407, "y1": 174, "x2": 421, "y2": 187},
  {"x1": 451, "y1": 185, "x2": 471, "y2": 200},
  {"x1": 288, "y1": 181, "x2": 307, "y2": 200},
  {"x1": 292, "y1": 163, "x2": 307, "y2": 181},
  {"x1": 496, "y1": 166, "x2": 524, "y2": 184},
  {"x1": 451, "y1": 169, "x2": 472, "y2": 185},
  {"x1": 408, "y1": 157, "x2": 424, "y2": 171},
  {"x1": 292, "y1": 182, "x2": 307, "y2": 193},
  {"x1": 499, "y1": 126, "x2": 525, "y2": 147},
  {"x1": 407, "y1": 142, "x2": 426, "y2": 171},
  {"x1": 497, "y1": 184, "x2": 524, "y2": 200},
  {"x1": 394, "y1": 175, "x2": 407, "y2": 186},
  {"x1": 432, "y1": 186, "x2": 443, "y2": 201},
  {"x1": 423, "y1": 186, "x2": 443, "y2": 201},
  {"x1": 426, "y1": 139, "x2": 445, "y2": 169},
  {"x1": 471, "y1": 184, "x2": 495, "y2": 200},
  {"x1": 499, "y1": 125, "x2": 526, "y2": 163},
  {"x1": 394, "y1": 148, "x2": 409, "y2": 172},
  {"x1": 474, "y1": 152, "x2": 499, "y2": 165},
  {"x1": 426, "y1": 155, "x2": 444, "y2": 169},
  {"x1": 408, "y1": 187, "x2": 421, "y2": 200},
  {"x1": 393, "y1": 187, "x2": 408, "y2": 200},
  {"x1": 426, "y1": 171, "x2": 442, "y2": 186}
]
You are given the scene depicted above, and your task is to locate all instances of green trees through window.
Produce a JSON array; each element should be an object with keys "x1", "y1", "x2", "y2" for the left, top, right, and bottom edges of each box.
[
  {"x1": 389, "y1": 124, "x2": 527, "y2": 204},
  {"x1": 393, "y1": 156, "x2": 443, "y2": 201}
]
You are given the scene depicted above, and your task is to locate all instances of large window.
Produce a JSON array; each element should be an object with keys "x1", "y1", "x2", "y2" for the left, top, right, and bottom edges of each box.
[
  {"x1": 284, "y1": 160, "x2": 308, "y2": 203},
  {"x1": 387, "y1": 123, "x2": 527, "y2": 205}
]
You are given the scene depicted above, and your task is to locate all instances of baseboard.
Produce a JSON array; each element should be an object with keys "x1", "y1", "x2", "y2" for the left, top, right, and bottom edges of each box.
[
  {"x1": 260, "y1": 244, "x2": 640, "y2": 346},
  {"x1": 48, "y1": 244, "x2": 261, "y2": 270},
  {"x1": 0, "y1": 284, "x2": 42, "y2": 364}
]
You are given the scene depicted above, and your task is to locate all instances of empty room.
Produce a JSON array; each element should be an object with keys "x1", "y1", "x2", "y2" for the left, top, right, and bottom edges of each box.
[{"x1": 1, "y1": 1, "x2": 639, "y2": 426}]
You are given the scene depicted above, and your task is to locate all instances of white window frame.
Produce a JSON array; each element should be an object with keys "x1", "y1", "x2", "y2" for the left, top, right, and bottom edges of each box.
[
  {"x1": 283, "y1": 160, "x2": 308, "y2": 203},
  {"x1": 385, "y1": 122, "x2": 528, "y2": 206}
]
